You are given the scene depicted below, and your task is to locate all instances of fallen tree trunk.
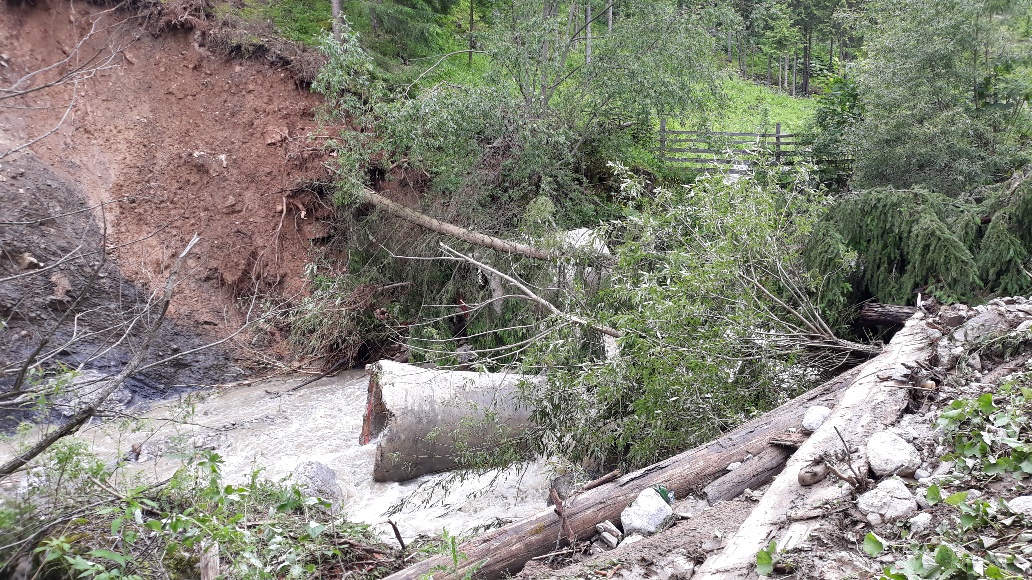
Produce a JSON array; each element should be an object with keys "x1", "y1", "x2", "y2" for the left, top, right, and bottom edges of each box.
[
  {"x1": 361, "y1": 360, "x2": 540, "y2": 482},
  {"x1": 358, "y1": 188, "x2": 552, "y2": 260},
  {"x1": 702, "y1": 445, "x2": 793, "y2": 503},
  {"x1": 858, "y1": 302, "x2": 917, "y2": 327},
  {"x1": 695, "y1": 314, "x2": 933, "y2": 579},
  {"x1": 383, "y1": 365, "x2": 862, "y2": 580}
]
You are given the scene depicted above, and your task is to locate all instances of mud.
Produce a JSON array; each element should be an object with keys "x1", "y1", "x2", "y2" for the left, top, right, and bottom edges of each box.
[
  {"x1": 0, "y1": 0, "x2": 336, "y2": 376},
  {"x1": 0, "y1": 150, "x2": 236, "y2": 425}
]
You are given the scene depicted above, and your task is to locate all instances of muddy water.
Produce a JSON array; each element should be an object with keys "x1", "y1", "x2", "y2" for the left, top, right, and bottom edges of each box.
[{"x1": 74, "y1": 370, "x2": 553, "y2": 542}]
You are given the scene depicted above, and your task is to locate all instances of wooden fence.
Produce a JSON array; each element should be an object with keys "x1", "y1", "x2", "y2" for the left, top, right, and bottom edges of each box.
[{"x1": 656, "y1": 121, "x2": 804, "y2": 174}]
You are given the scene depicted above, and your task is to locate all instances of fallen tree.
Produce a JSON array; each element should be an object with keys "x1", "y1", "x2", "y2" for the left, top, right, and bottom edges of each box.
[
  {"x1": 858, "y1": 302, "x2": 918, "y2": 326},
  {"x1": 358, "y1": 188, "x2": 552, "y2": 260},
  {"x1": 694, "y1": 314, "x2": 935, "y2": 577},
  {"x1": 383, "y1": 365, "x2": 863, "y2": 580}
]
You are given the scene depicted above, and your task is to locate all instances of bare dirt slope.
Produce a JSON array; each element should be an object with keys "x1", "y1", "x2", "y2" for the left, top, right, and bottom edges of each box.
[{"x1": 1, "y1": 0, "x2": 334, "y2": 370}]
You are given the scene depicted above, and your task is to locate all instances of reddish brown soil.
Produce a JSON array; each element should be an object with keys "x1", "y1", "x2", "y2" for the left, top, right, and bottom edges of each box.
[{"x1": 1, "y1": 0, "x2": 334, "y2": 363}]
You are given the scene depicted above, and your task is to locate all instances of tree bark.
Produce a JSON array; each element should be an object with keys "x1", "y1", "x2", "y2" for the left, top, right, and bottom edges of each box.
[
  {"x1": 702, "y1": 445, "x2": 792, "y2": 503},
  {"x1": 803, "y1": 28, "x2": 811, "y2": 94},
  {"x1": 858, "y1": 303, "x2": 918, "y2": 327},
  {"x1": 695, "y1": 316, "x2": 935, "y2": 578},
  {"x1": 357, "y1": 188, "x2": 552, "y2": 260},
  {"x1": 382, "y1": 366, "x2": 862, "y2": 580},
  {"x1": 331, "y1": 0, "x2": 342, "y2": 42}
]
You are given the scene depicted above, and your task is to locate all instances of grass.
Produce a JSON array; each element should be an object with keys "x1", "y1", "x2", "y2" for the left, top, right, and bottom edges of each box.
[
  {"x1": 234, "y1": 0, "x2": 333, "y2": 45},
  {"x1": 674, "y1": 72, "x2": 816, "y2": 136}
]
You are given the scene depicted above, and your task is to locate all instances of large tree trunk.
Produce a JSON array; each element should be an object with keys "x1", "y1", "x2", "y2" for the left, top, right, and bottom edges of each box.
[
  {"x1": 383, "y1": 366, "x2": 863, "y2": 580},
  {"x1": 695, "y1": 315, "x2": 934, "y2": 578},
  {"x1": 361, "y1": 361, "x2": 539, "y2": 482},
  {"x1": 854, "y1": 303, "x2": 920, "y2": 326},
  {"x1": 859, "y1": 303, "x2": 918, "y2": 327}
]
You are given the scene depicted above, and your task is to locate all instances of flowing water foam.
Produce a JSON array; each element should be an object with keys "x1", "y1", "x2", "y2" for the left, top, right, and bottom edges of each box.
[{"x1": 74, "y1": 370, "x2": 553, "y2": 542}]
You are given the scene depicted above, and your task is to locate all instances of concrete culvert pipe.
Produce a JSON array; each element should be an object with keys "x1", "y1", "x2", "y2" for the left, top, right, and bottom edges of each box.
[{"x1": 360, "y1": 360, "x2": 540, "y2": 482}]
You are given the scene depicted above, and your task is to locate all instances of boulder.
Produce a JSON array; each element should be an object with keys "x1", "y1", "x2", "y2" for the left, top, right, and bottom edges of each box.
[
  {"x1": 801, "y1": 405, "x2": 832, "y2": 433},
  {"x1": 621, "y1": 487, "x2": 674, "y2": 536},
  {"x1": 857, "y1": 477, "x2": 918, "y2": 524},
  {"x1": 292, "y1": 461, "x2": 344, "y2": 509},
  {"x1": 866, "y1": 431, "x2": 922, "y2": 477}
]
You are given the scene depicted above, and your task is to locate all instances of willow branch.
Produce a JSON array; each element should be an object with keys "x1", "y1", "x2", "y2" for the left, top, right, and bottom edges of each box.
[{"x1": 440, "y1": 243, "x2": 623, "y2": 338}]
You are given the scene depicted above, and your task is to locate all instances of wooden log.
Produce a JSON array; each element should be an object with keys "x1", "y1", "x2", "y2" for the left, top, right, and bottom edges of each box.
[
  {"x1": 858, "y1": 302, "x2": 917, "y2": 326},
  {"x1": 358, "y1": 188, "x2": 551, "y2": 260},
  {"x1": 694, "y1": 315, "x2": 935, "y2": 579},
  {"x1": 382, "y1": 366, "x2": 862, "y2": 580},
  {"x1": 702, "y1": 445, "x2": 793, "y2": 504},
  {"x1": 362, "y1": 361, "x2": 539, "y2": 482}
]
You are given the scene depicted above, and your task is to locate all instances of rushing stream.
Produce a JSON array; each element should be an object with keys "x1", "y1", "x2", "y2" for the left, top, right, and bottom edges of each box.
[{"x1": 69, "y1": 370, "x2": 553, "y2": 542}]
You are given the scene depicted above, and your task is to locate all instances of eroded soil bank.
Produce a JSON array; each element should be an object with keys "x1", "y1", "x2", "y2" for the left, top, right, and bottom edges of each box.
[{"x1": 1, "y1": 0, "x2": 338, "y2": 392}]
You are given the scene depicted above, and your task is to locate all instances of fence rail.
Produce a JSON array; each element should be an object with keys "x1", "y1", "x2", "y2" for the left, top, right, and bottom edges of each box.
[{"x1": 656, "y1": 120, "x2": 804, "y2": 174}]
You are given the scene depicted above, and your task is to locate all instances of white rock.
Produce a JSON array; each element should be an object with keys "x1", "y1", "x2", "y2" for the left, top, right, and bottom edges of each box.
[
  {"x1": 914, "y1": 468, "x2": 931, "y2": 481},
  {"x1": 621, "y1": 488, "x2": 674, "y2": 536},
  {"x1": 908, "y1": 512, "x2": 933, "y2": 533},
  {"x1": 867, "y1": 431, "x2": 922, "y2": 477},
  {"x1": 857, "y1": 477, "x2": 918, "y2": 523},
  {"x1": 621, "y1": 533, "x2": 644, "y2": 546},
  {"x1": 802, "y1": 405, "x2": 832, "y2": 433},
  {"x1": 1017, "y1": 320, "x2": 1032, "y2": 332},
  {"x1": 1006, "y1": 495, "x2": 1032, "y2": 517},
  {"x1": 819, "y1": 551, "x2": 877, "y2": 580},
  {"x1": 599, "y1": 531, "x2": 619, "y2": 548},
  {"x1": 726, "y1": 461, "x2": 742, "y2": 471}
]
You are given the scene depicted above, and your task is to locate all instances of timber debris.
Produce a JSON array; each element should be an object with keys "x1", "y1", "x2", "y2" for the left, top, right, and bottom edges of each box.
[{"x1": 382, "y1": 296, "x2": 1032, "y2": 579}]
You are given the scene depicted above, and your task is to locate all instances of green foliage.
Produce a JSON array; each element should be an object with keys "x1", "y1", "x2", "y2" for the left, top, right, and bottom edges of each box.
[
  {"x1": 4, "y1": 440, "x2": 392, "y2": 579},
  {"x1": 521, "y1": 163, "x2": 835, "y2": 469},
  {"x1": 755, "y1": 540, "x2": 779, "y2": 576},
  {"x1": 352, "y1": 0, "x2": 460, "y2": 58},
  {"x1": 808, "y1": 73, "x2": 861, "y2": 161},
  {"x1": 848, "y1": 0, "x2": 1032, "y2": 193},
  {"x1": 864, "y1": 532, "x2": 886, "y2": 557},
  {"x1": 419, "y1": 528, "x2": 485, "y2": 580},
  {"x1": 808, "y1": 183, "x2": 1032, "y2": 305},
  {"x1": 235, "y1": 0, "x2": 334, "y2": 45},
  {"x1": 938, "y1": 381, "x2": 1032, "y2": 478},
  {"x1": 879, "y1": 374, "x2": 1032, "y2": 580}
]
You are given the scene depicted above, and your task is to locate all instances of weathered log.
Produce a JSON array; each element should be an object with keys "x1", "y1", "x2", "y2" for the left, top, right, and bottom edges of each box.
[
  {"x1": 858, "y1": 302, "x2": 917, "y2": 326},
  {"x1": 702, "y1": 445, "x2": 792, "y2": 503},
  {"x1": 695, "y1": 315, "x2": 934, "y2": 579},
  {"x1": 382, "y1": 365, "x2": 862, "y2": 580},
  {"x1": 361, "y1": 360, "x2": 539, "y2": 482}
]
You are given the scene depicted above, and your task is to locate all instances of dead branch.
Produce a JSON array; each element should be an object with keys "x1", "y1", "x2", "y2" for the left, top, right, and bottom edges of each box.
[{"x1": 0, "y1": 234, "x2": 200, "y2": 481}]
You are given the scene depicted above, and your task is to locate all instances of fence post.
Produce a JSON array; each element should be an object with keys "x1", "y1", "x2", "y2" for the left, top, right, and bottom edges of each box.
[
  {"x1": 775, "y1": 122, "x2": 782, "y2": 164},
  {"x1": 660, "y1": 117, "x2": 667, "y2": 160}
]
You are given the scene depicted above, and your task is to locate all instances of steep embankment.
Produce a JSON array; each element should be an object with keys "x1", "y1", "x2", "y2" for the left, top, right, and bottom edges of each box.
[{"x1": 1, "y1": 1, "x2": 335, "y2": 388}]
